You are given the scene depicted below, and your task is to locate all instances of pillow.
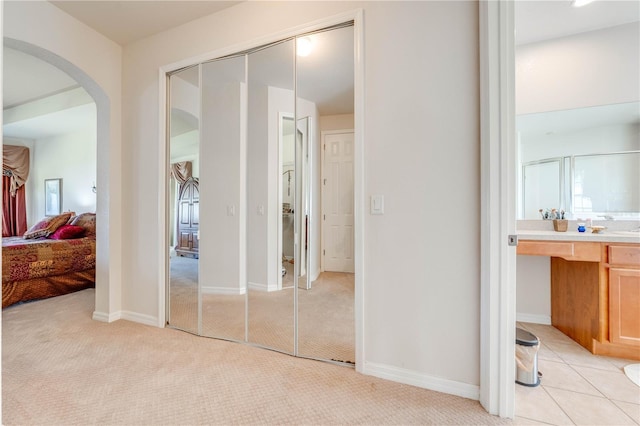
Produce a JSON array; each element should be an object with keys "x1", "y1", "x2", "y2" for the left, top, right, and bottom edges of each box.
[
  {"x1": 23, "y1": 212, "x2": 75, "y2": 239},
  {"x1": 48, "y1": 224, "x2": 85, "y2": 240},
  {"x1": 70, "y1": 212, "x2": 96, "y2": 237}
]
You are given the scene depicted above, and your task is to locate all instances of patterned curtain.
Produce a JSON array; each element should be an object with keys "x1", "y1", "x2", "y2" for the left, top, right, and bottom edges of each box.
[
  {"x1": 2, "y1": 146, "x2": 30, "y2": 237},
  {"x1": 2, "y1": 175, "x2": 27, "y2": 237},
  {"x1": 170, "y1": 161, "x2": 192, "y2": 185},
  {"x1": 3, "y1": 145, "x2": 30, "y2": 196}
]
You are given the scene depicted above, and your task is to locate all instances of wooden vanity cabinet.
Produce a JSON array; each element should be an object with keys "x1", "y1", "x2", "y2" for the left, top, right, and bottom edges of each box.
[
  {"x1": 518, "y1": 240, "x2": 640, "y2": 360},
  {"x1": 607, "y1": 245, "x2": 640, "y2": 348}
]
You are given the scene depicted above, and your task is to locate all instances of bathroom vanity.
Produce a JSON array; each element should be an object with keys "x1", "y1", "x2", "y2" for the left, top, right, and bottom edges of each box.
[{"x1": 517, "y1": 228, "x2": 640, "y2": 360}]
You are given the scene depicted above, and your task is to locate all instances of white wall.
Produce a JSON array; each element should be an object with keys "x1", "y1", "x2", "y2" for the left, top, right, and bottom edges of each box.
[
  {"x1": 29, "y1": 128, "x2": 97, "y2": 225},
  {"x1": 516, "y1": 256, "x2": 551, "y2": 324},
  {"x1": 5, "y1": 1, "x2": 123, "y2": 318},
  {"x1": 200, "y1": 71, "x2": 245, "y2": 294},
  {"x1": 121, "y1": 1, "x2": 480, "y2": 394},
  {"x1": 516, "y1": 22, "x2": 640, "y2": 115},
  {"x1": 320, "y1": 114, "x2": 354, "y2": 132}
]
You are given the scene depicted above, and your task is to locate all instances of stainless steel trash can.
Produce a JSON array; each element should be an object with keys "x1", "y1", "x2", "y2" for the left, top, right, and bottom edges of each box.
[{"x1": 516, "y1": 328, "x2": 540, "y2": 387}]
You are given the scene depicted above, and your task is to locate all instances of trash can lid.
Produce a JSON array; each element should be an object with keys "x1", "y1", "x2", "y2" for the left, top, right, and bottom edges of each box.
[{"x1": 516, "y1": 328, "x2": 539, "y2": 346}]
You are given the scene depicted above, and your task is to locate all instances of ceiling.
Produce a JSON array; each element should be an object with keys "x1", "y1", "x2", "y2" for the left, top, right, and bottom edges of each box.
[
  {"x1": 3, "y1": 1, "x2": 638, "y2": 141},
  {"x1": 50, "y1": 1, "x2": 242, "y2": 46},
  {"x1": 515, "y1": 0, "x2": 639, "y2": 45}
]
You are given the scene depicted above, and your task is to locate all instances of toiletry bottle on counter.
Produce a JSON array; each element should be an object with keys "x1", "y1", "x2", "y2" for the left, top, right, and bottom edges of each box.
[{"x1": 586, "y1": 218, "x2": 592, "y2": 228}]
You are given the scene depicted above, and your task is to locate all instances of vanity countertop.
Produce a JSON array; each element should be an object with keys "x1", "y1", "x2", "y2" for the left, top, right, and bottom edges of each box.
[
  {"x1": 517, "y1": 220, "x2": 640, "y2": 244},
  {"x1": 517, "y1": 229, "x2": 640, "y2": 244}
]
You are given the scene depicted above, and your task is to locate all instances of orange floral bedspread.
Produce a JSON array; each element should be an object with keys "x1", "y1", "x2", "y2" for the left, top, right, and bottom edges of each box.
[{"x1": 2, "y1": 236, "x2": 96, "y2": 284}]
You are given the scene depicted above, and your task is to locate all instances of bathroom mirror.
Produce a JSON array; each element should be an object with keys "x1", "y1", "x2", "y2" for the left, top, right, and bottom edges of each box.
[
  {"x1": 199, "y1": 55, "x2": 247, "y2": 341},
  {"x1": 167, "y1": 65, "x2": 200, "y2": 334},
  {"x1": 247, "y1": 39, "x2": 296, "y2": 354},
  {"x1": 517, "y1": 102, "x2": 640, "y2": 219}
]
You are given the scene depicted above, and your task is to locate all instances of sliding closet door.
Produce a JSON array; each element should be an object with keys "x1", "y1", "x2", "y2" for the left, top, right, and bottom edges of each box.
[
  {"x1": 167, "y1": 65, "x2": 201, "y2": 334},
  {"x1": 247, "y1": 40, "x2": 296, "y2": 353},
  {"x1": 199, "y1": 56, "x2": 247, "y2": 341}
]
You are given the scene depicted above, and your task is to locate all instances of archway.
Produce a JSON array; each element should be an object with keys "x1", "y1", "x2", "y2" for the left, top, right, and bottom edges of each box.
[{"x1": 4, "y1": 37, "x2": 112, "y2": 319}]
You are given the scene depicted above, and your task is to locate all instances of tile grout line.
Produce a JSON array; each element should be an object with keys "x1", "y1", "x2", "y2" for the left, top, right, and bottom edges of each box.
[
  {"x1": 522, "y1": 323, "x2": 640, "y2": 425},
  {"x1": 540, "y1": 384, "x2": 577, "y2": 426}
]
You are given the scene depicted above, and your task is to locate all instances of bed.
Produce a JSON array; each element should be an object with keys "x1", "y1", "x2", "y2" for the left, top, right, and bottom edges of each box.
[{"x1": 2, "y1": 212, "x2": 96, "y2": 308}]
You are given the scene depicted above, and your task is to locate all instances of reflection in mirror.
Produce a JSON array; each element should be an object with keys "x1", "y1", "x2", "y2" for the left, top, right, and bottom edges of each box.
[
  {"x1": 295, "y1": 25, "x2": 356, "y2": 363},
  {"x1": 168, "y1": 65, "x2": 200, "y2": 334},
  {"x1": 247, "y1": 39, "x2": 295, "y2": 354},
  {"x1": 280, "y1": 115, "x2": 311, "y2": 291},
  {"x1": 518, "y1": 102, "x2": 640, "y2": 219},
  {"x1": 295, "y1": 116, "x2": 310, "y2": 290},
  {"x1": 280, "y1": 115, "x2": 296, "y2": 289},
  {"x1": 199, "y1": 55, "x2": 247, "y2": 341}
]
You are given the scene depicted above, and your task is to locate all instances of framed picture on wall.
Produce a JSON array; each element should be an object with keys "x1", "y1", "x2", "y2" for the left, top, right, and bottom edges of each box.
[{"x1": 44, "y1": 178, "x2": 62, "y2": 216}]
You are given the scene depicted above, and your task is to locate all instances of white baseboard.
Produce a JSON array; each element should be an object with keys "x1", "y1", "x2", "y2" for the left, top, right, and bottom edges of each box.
[
  {"x1": 202, "y1": 285, "x2": 246, "y2": 295},
  {"x1": 248, "y1": 281, "x2": 279, "y2": 292},
  {"x1": 92, "y1": 310, "x2": 159, "y2": 327},
  {"x1": 516, "y1": 313, "x2": 551, "y2": 325},
  {"x1": 120, "y1": 311, "x2": 159, "y2": 327},
  {"x1": 363, "y1": 361, "x2": 480, "y2": 401},
  {"x1": 92, "y1": 310, "x2": 120, "y2": 323}
]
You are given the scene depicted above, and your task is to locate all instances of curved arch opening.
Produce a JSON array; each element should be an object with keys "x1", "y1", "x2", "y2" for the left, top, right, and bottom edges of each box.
[{"x1": 4, "y1": 37, "x2": 111, "y2": 316}]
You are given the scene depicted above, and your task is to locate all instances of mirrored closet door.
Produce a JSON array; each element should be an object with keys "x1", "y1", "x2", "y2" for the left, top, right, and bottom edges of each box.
[
  {"x1": 199, "y1": 55, "x2": 247, "y2": 341},
  {"x1": 167, "y1": 65, "x2": 200, "y2": 335},
  {"x1": 246, "y1": 39, "x2": 296, "y2": 354},
  {"x1": 166, "y1": 23, "x2": 355, "y2": 364},
  {"x1": 295, "y1": 26, "x2": 355, "y2": 363}
]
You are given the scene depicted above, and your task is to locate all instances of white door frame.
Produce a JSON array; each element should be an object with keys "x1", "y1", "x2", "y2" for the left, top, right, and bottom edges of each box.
[
  {"x1": 479, "y1": 0, "x2": 517, "y2": 418},
  {"x1": 320, "y1": 129, "x2": 355, "y2": 274}
]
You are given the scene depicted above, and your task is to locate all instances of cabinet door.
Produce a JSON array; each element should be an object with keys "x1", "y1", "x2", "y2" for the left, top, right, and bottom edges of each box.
[
  {"x1": 178, "y1": 231, "x2": 192, "y2": 251},
  {"x1": 191, "y1": 230, "x2": 199, "y2": 251},
  {"x1": 610, "y1": 267, "x2": 640, "y2": 346},
  {"x1": 191, "y1": 200, "x2": 199, "y2": 227}
]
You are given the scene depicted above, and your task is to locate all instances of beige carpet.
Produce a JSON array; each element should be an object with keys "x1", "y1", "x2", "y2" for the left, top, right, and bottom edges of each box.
[
  {"x1": 169, "y1": 256, "x2": 355, "y2": 363},
  {"x1": 2, "y1": 289, "x2": 511, "y2": 425}
]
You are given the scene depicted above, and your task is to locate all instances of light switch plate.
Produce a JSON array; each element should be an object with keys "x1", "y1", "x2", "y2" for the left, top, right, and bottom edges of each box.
[{"x1": 371, "y1": 195, "x2": 384, "y2": 215}]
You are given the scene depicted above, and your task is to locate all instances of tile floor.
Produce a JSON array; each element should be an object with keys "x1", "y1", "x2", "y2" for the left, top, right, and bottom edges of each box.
[{"x1": 514, "y1": 322, "x2": 640, "y2": 425}]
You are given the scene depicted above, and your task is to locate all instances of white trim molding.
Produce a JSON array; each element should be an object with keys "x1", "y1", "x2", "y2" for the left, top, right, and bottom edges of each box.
[
  {"x1": 516, "y1": 313, "x2": 551, "y2": 325},
  {"x1": 479, "y1": 0, "x2": 517, "y2": 418},
  {"x1": 121, "y1": 311, "x2": 160, "y2": 327},
  {"x1": 202, "y1": 285, "x2": 247, "y2": 296},
  {"x1": 364, "y1": 362, "x2": 480, "y2": 401},
  {"x1": 92, "y1": 310, "x2": 120, "y2": 323},
  {"x1": 248, "y1": 281, "x2": 279, "y2": 292},
  {"x1": 92, "y1": 310, "x2": 159, "y2": 327}
]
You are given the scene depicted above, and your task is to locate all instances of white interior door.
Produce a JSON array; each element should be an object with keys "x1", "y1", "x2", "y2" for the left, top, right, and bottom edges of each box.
[{"x1": 322, "y1": 131, "x2": 355, "y2": 273}]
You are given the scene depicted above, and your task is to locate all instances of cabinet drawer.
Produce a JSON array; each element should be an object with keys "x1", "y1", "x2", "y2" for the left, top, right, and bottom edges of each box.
[
  {"x1": 609, "y1": 245, "x2": 640, "y2": 266},
  {"x1": 517, "y1": 240, "x2": 601, "y2": 262}
]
